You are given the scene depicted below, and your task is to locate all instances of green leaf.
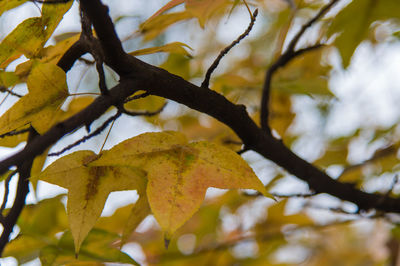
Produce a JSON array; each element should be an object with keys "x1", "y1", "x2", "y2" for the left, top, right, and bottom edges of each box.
[
  {"x1": 3, "y1": 196, "x2": 68, "y2": 264},
  {"x1": 328, "y1": 0, "x2": 400, "y2": 67},
  {"x1": 40, "y1": 229, "x2": 139, "y2": 265}
]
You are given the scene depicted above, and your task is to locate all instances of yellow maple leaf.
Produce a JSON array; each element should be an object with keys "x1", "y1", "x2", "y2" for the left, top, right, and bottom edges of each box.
[
  {"x1": 92, "y1": 131, "x2": 272, "y2": 240},
  {"x1": 0, "y1": 63, "x2": 69, "y2": 135},
  {"x1": 33, "y1": 151, "x2": 147, "y2": 254}
]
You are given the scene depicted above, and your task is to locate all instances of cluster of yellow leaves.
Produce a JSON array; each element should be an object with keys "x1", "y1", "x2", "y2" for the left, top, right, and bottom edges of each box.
[{"x1": 33, "y1": 131, "x2": 271, "y2": 254}]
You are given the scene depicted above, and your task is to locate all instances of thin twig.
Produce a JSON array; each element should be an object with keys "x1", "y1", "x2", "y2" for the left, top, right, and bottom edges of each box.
[
  {"x1": 201, "y1": 9, "x2": 258, "y2": 88},
  {"x1": 0, "y1": 128, "x2": 30, "y2": 139},
  {"x1": 0, "y1": 170, "x2": 18, "y2": 216},
  {"x1": 286, "y1": 0, "x2": 339, "y2": 53},
  {"x1": 80, "y1": 7, "x2": 109, "y2": 95},
  {"x1": 48, "y1": 111, "x2": 122, "y2": 157},
  {"x1": 0, "y1": 86, "x2": 23, "y2": 98},
  {"x1": 272, "y1": 192, "x2": 317, "y2": 198},
  {"x1": 260, "y1": 0, "x2": 340, "y2": 132},
  {"x1": 243, "y1": 191, "x2": 317, "y2": 198}
]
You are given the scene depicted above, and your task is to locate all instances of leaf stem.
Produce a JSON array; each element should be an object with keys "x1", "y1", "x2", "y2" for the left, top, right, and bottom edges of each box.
[
  {"x1": 99, "y1": 119, "x2": 115, "y2": 153},
  {"x1": 69, "y1": 92, "x2": 101, "y2": 96}
]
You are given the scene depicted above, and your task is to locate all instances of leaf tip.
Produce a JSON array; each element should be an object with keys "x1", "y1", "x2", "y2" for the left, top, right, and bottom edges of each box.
[{"x1": 260, "y1": 190, "x2": 277, "y2": 201}]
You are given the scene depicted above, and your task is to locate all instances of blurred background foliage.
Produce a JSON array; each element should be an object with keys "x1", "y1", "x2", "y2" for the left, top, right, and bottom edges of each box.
[{"x1": 1, "y1": 0, "x2": 400, "y2": 265}]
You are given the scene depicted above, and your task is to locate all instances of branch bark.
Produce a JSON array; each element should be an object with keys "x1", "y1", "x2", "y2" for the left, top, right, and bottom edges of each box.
[{"x1": 0, "y1": 128, "x2": 38, "y2": 255}]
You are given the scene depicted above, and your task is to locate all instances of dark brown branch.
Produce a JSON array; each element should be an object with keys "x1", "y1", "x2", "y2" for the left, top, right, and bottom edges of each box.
[
  {"x1": 80, "y1": 8, "x2": 109, "y2": 95},
  {"x1": 243, "y1": 190, "x2": 316, "y2": 198},
  {"x1": 260, "y1": 0, "x2": 340, "y2": 131},
  {"x1": 79, "y1": 0, "x2": 130, "y2": 75},
  {"x1": 48, "y1": 111, "x2": 122, "y2": 157},
  {"x1": 272, "y1": 192, "x2": 317, "y2": 198},
  {"x1": 0, "y1": 170, "x2": 18, "y2": 215},
  {"x1": 95, "y1": 59, "x2": 108, "y2": 95},
  {"x1": 201, "y1": 9, "x2": 258, "y2": 88},
  {"x1": 0, "y1": 128, "x2": 38, "y2": 256},
  {"x1": 260, "y1": 44, "x2": 323, "y2": 131},
  {"x1": 57, "y1": 38, "x2": 89, "y2": 72}
]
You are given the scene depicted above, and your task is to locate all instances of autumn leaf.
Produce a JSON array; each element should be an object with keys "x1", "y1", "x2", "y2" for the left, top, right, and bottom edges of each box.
[
  {"x1": 0, "y1": 1, "x2": 72, "y2": 68},
  {"x1": 0, "y1": 71, "x2": 20, "y2": 87},
  {"x1": 140, "y1": 0, "x2": 231, "y2": 40},
  {"x1": 41, "y1": 0, "x2": 73, "y2": 39},
  {"x1": 129, "y1": 42, "x2": 193, "y2": 57},
  {"x1": 40, "y1": 229, "x2": 139, "y2": 265},
  {"x1": 92, "y1": 131, "x2": 271, "y2": 240},
  {"x1": 140, "y1": 12, "x2": 192, "y2": 41},
  {"x1": 2, "y1": 196, "x2": 68, "y2": 264},
  {"x1": 0, "y1": 0, "x2": 28, "y2": 17},
  {"x1": 146, "y1": 0, "x2": 185, "y2": 21},
  {"x1": 33, "y1": 150, "x2": 147, "y2": 253},
  {"x1": 0, "y1": 18, "x2": 46, "y2": 68},
  {"x1": 186, "y1": 0, "x2": 231, "y2": 28},
  {"x1": 0, "y1": 63, "x2": 69, "y2": 135}
]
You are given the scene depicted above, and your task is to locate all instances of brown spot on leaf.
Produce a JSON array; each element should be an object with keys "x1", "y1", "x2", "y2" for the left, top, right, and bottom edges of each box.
[{"x1": 85, "y1": 166, "x2": 106, "y2": 200}]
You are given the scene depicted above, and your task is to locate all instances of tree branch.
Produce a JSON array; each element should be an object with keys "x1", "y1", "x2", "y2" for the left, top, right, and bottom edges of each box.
[
  {"x1": 48, "y1": 111, "x2": 122, "y2": 157},
  {"x1": 0, "y1": 170, "x2": 18, "y2": 215},
  {"x1": 260, "y1": 0, "x2": 339, "y2": 131},
  {"x1": 0, "y1": 128, "x2": 38, "y2": 256},
  {"x1": 201, "y1": 9, "x2": 258, "y2": 88}
]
